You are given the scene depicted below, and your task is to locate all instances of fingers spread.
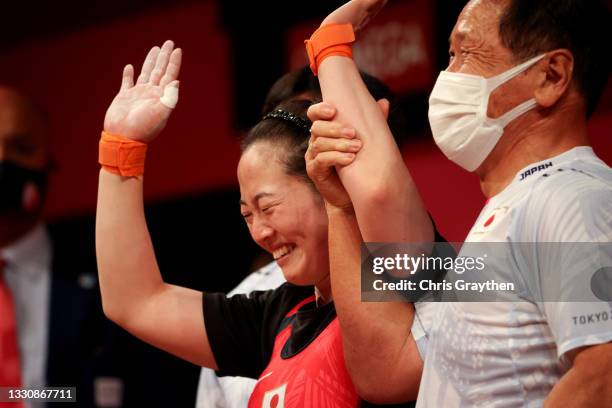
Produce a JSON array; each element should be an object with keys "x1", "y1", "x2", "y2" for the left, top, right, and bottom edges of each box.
[
  {"x1": 137, "y1": 46, "x2": 160, "y2": 84},
  {"x1": 150, "y1": 40, "x2": 175, "y2": 85},
  {"x1": 160, "y1": 48, "x2": 182, "y2": 88},
  {"x1": 307, "y1": 102, "x2": 337, "y2": 121},
  {"x1": 120, "y1": 64, "x2": 134, "y2": 91}
]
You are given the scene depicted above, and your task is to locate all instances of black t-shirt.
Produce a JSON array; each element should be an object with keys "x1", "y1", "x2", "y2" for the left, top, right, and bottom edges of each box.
[{"x1": 203, "y1": 282, "x2": 316, "y2": 378}]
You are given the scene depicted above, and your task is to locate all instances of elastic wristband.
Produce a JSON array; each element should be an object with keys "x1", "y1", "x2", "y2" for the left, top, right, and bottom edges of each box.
[
  {"x1": 99, "y1": 131, "x2": 147, "y2": 177},
  {"x1": 304, "y1": 23, "x2": 355, "y2": 75}
]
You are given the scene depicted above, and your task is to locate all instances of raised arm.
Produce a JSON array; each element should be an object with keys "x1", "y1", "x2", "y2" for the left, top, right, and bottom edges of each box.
[
  {"x1": 96, "y1": 40, "x2": 216, "y2": 369},
  {"x1": 313, "y1": 0, "x2": 432, "y2": 243},
  {"x1": 304, "y1": 0, "x2": 435, "y2": 402}
]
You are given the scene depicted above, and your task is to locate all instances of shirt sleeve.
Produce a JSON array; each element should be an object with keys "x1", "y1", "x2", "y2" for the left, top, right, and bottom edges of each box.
[
  {"x1": 522, "y1": 172, "x2": 612, "y2": 360},
  {"x1": 204, "y1": 288, "x2": 275, "y2": 378},
  {"x1": 203, "y1": 283, "x2": 312, "y2": 378}
]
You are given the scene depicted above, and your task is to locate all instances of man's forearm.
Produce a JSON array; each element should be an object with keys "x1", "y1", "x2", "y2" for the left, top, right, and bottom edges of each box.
[{"x1": 544, "y1": 344, "x2": 612, "y2": 407}]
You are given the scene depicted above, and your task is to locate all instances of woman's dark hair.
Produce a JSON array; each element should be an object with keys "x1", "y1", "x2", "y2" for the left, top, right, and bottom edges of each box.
[
  {"x1": 262, "y1": 67, "x2": 321, "y2": 116},
  {"x1": 499, "y1": 0, "x2": 611, "y2": 117},
  {"x1": 241, "y1": 99, "x2": 315, "y2": 187},
  {"x1": 262, "y1": 66, "x2": 408, "y2": 146}
]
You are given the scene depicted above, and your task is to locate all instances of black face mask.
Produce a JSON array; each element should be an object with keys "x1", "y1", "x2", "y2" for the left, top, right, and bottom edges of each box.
[{"x1": 0, "y1": 161, "x2": 48, "y2": 215}]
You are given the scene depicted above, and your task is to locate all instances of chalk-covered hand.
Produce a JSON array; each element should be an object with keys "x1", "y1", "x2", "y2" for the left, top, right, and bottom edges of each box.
[{"x1": 104, "y1": 40, "x2": 182, "y2": 143}]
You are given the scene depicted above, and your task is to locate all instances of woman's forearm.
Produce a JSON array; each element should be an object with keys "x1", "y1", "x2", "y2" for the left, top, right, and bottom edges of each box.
[
  {"x1": 95, "y1": 170, "x2": 163, "y2": 324},
  {"x1": 318, "y1": 57, "x2": 433, "y2": 243},
  {"x1": 95, "y1": 168, "x2": 213, "y2": 367}
]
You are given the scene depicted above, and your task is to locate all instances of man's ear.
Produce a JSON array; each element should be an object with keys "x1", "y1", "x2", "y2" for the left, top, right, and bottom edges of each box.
[
  {"x1": 377, "y1": 98, "x2": 390, "y2": 119},
  {"x1": 534, "y1": 49, "x2": 574, "y2": 109}
]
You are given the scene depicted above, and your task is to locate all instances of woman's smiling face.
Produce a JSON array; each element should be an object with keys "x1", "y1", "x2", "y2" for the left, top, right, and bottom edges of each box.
[{"x1": 238, "y1": 141, "x2": 329, "y2": 286}]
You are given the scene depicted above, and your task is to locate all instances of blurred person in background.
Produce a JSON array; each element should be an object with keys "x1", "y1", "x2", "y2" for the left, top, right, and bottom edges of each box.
[{"x1": 0, "y1": 85, "x2": 109, "y2": 407}]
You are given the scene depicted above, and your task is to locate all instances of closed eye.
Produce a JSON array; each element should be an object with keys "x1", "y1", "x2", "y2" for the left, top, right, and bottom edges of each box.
[{"x1": 261, "y1": 205, "x2": 276, "y2": 214}]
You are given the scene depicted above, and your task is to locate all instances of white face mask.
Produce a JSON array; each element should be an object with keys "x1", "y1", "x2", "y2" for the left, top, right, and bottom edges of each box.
[{"x1": 428, "y1": 54, "x2": 545, "y2": 171}]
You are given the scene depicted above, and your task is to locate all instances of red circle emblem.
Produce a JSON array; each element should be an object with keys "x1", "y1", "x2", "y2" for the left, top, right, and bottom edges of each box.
[{"x1": 484, "y1": 214, "x2": 495, "y2": 228}]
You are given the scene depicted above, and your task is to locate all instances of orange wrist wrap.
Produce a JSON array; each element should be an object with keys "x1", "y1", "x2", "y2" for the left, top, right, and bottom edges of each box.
[
  {"x1": 304, "y1": 23, "x2": 355, "y2": 76},
  {"x1": 98, "y1": 131, "x2": 147, "y2": 177}
]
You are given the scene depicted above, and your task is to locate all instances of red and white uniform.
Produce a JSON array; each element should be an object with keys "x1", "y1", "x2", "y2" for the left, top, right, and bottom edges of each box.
[{"x1": 250, "y1": 296, "x2": 358, "y2": 408}]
